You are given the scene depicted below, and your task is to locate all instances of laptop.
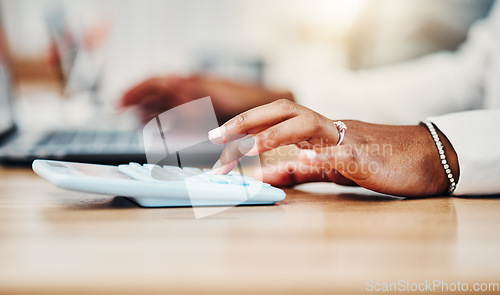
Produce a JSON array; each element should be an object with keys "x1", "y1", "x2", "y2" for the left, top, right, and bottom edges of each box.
[
  {"x1": 0, "y1": 14, "x2": 222, "y2": 167},
  {"x1": 0, "y1": 72, "x2": 147, "y2": 166}
]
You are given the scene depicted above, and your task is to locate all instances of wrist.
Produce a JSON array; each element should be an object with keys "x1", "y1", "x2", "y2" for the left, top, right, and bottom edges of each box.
[
  {"x1": 436, "y1": 125, "x2": 460, "y2": 193},
  {"x1": 419, "y1": 123, "x2": 460, "y2": 195}
]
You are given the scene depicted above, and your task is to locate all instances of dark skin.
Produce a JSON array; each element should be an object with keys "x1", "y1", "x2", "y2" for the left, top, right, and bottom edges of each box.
[
  {"x1": 208, "y1": 99, "x2": 460, "y2": 197},
  {"x1": 119, "y1": 74, "x2": 293, "y2": 124},
  {"x1": 120, "y1": 75, "x2": 460, "y2": 197}
]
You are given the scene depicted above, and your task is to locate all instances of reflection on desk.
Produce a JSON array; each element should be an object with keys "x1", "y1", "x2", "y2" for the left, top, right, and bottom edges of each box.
[{"x1": 0, "y1": 167, "x2": 500, "y2": 294}]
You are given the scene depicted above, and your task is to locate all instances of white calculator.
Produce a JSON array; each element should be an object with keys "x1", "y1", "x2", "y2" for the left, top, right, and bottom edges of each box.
[{"x1": 32, "y1": 159, "x2": 286, "y2": 207}]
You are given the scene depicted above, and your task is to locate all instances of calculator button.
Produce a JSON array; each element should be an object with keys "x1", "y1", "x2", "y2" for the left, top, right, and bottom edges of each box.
[
  {"x1": 183, "y1": 172, "x2": 200, "y2": 178},
  {"x1": 143, "y1": 164, "x2": 157, "y2": 170},
  {"x1": 158, "y1": 175, "x2": 184, "y2": 181},
  {"x1": 120, "y1": 164, "x2": 271, "y2": 187},
  {"x1": 162, "y1": 166, "x2": 182, "y2": 172},
  {"x1": 129, "y1": 162, "x2": 142, "y2": 169},
  {"x1": 182, "y1": 167, "x2": 201, "y2": 174},
  {"x1": 209, "y1": 176, "x2": 229, "y2": 184},
  {"x1": 182, "y1": 168, "x2": 202, "y2": 177},
  {"x1": 240, "y1": 176, "x2": 258, "y2": 182},
  {"x1": 229, "y1": 179, "x2": 250, "y2": 186},
  {"x1": 118, "y1": 165, "x2": 155, "y2": 181},
  {"x1": 151, "y1": 171, "x2": 184, "y2": 181},
  {"x1": 186, "y1": 175, "x2": 209, "y2": 182}
]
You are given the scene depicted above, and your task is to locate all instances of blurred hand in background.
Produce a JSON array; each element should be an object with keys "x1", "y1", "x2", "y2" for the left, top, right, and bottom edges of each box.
[{"x1": 118, "y1": 74, "x2": 294, "y2": 124}]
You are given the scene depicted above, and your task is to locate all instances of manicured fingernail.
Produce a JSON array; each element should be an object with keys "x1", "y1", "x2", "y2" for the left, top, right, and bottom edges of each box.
[
  {"x1": 238, "y1": 137, "x2": 257, "y2": 155},
  {"x1": 208, "y1": 126, "x2": 225, "y2": 143},
  {"x1": 210, "y1": 159, "x2": 222, "y2": 173},
  {"x1": 210, "y1": 160, "x2": 227, "y2": 175},
  {"x1": 302, "y1": 149, "x2": 317, "y2": 161},
  {"x1": 211, "y1": 159, "x2": 235, "y2": 175}
]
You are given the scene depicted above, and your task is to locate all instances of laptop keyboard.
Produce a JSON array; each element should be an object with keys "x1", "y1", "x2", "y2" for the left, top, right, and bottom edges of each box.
[{"x1": 2, "y1": 130, "x2": 143, "y2": 159}]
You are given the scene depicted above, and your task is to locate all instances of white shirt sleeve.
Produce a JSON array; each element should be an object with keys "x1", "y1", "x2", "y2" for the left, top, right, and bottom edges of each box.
[
  {"x1": 289, "y1": 3, "x2": 500, "y2": 195},
  {"x1": 292, "y1": 4, "x2": 495, "y2": 125},
  {"x1": 427, "y1": 109, "x2": 500, "y2": 195}
]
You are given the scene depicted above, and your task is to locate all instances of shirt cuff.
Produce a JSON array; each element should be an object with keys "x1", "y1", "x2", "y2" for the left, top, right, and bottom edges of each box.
[{"x1": 427, "y1": 109, "x2": 500, "y2": 195}]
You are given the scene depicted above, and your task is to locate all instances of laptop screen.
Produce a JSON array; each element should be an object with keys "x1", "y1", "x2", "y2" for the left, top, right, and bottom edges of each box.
[{"x1": 0, "y1": 14, "x2": 15, "y2": 137}]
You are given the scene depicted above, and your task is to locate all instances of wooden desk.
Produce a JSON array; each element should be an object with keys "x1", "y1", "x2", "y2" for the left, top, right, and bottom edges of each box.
[{"x1": 1, "y1": 167, "x2": 499, "y2": 294}]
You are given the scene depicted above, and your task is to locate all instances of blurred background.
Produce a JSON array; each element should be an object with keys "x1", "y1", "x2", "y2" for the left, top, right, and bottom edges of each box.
[{"x1": 0, "y1": 0, "x2": 495, "y2": 124}]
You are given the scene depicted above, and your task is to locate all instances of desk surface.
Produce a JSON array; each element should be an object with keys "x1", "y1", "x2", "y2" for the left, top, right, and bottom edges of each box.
[{"x1": 1, "y1": 167, "x2": 500, "y2": 295}]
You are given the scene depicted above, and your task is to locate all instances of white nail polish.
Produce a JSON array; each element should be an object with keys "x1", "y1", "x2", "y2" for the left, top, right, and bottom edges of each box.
[
  {"x1": 210, "y1": 160, "x2": 222, "y2": 174},
  {"x1": 208, "y1": 126, "x2": 225, "y2": 142},
  {"x1": 212, "y1": 159, "x2": 222, "y2": 169}
]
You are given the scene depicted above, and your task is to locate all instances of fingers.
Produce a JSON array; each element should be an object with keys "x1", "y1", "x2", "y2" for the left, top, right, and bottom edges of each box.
[
  {"x1": 120, "y1": 78, "x2": 163, "y2": 107},
  {"x1": 261, "y1": 162, "x2": 327, "y2": 186},
  {"x1": 119, "y1": 76, "x2": 181, "y2": 108},
  {"x1": 299, "y1": 147, "x2": 348, "y2": 167},
  {"x1": 295, "y1": 141, "x2": 314, "y2": 149},
  {"x1": 211, "y1": 114, "x2": 323, "y2": 174},
  {"x1": 262, "y1": 161, "x2": 358, "y2": 187},
  {"x1": 299, "y1": 146, "x2": 358, "y2": 181},
  {"x1": 211, "y1": 138, "x2": 248, "y2": 175},
  {"x1": 208, "y1": 99, "x2": 302, "y2": 144},
  {"x1": 247, "y1": 114, "x2": 323, "y2": 155}
]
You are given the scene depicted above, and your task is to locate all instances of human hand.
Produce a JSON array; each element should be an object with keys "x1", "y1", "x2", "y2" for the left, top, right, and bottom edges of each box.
[
  {"x1": 118, "y1": 74, "x2": 293, "y2": 123},
  {"x1": 208, "y1": 99, "x2": 459, "y2": 197}
]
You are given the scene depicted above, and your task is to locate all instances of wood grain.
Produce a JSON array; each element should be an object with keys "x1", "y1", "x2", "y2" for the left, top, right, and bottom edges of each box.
[{"x1": 1, "y1": 167, "x2": 499, "y2": 294}]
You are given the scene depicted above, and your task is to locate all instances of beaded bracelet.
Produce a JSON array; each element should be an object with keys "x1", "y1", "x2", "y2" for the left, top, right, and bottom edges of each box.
[{"x1": 422, "y1": 121, "x2": 456, "y2": 194}]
